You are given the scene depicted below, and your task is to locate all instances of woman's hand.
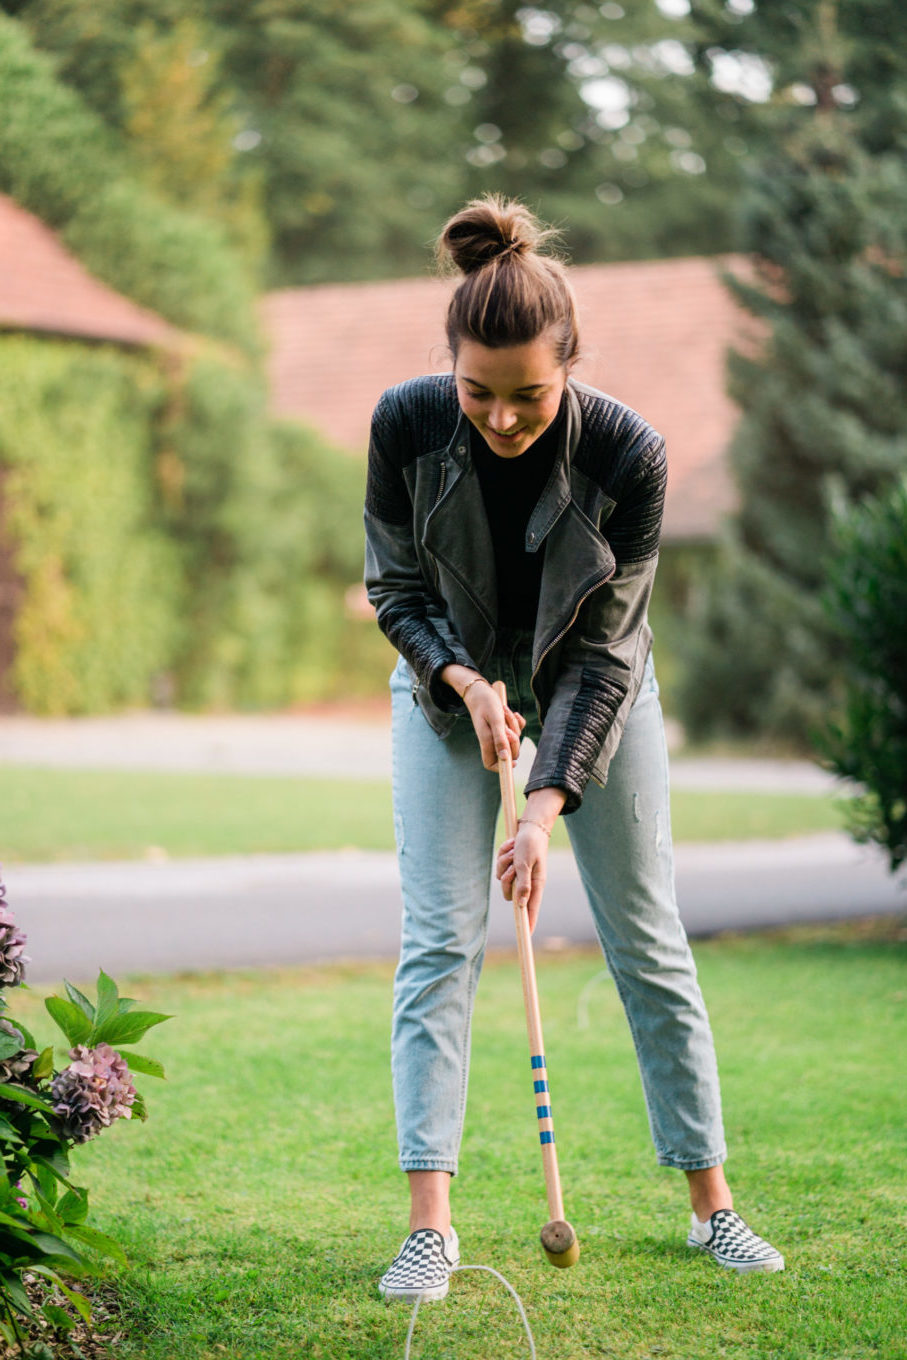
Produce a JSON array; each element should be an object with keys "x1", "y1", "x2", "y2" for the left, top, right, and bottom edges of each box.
[
  {"x1": 441, "y1": 665, "x2": 524, "y2": 770},
  {"x1": 495, "y1": 787, "x2": 567, "y2": 933},
  {"x1": 465, "y1": 681, "x2": 525, "y2": 771},
  {"x1": 496, "y1": 823, "x2": 549, "y2": 934}
]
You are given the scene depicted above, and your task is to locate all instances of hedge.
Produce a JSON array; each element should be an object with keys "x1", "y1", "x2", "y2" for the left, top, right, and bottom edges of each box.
[
  {"x1": 0, "y1": 336, "x2": 382, "y2": 714},
  {"x1": 0, "y1": 337, "x2": 184, "y2": 714}
]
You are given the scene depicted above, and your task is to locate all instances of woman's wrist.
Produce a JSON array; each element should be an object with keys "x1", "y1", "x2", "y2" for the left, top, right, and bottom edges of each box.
[
  {"x1": 518, "y1": 816, "x2": 551, "y2": 838},
  {"x1": 440, "y1": 663, "x2": 488, "y2": 702},
  {"x1": 521, "y1": 786, "x2": 567, "y2": 835}
]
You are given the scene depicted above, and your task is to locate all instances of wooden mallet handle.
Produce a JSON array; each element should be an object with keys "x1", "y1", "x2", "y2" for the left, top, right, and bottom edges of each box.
[{"x1": 493, "y1": 681, "x2": 579, "y2": 1269}]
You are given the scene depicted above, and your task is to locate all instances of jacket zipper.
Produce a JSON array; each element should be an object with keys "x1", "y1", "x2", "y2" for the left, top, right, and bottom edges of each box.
[
  {"x1": 429, "y1": 461, "x2": 447, "y2": 593},
  {"x1": 529, "y1": 565, "x2": 616, "y2": 721},
  {"x1": 414, "y1": 461, "x2": 449, "y2": 702}
]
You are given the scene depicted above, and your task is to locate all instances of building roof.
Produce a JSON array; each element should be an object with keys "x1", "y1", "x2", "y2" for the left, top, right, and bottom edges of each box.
[
  {"x1": 0, "y1": 194, "x2": 180, "y2": 350},
  {"x1": 262, "y1": 254, "x2": 755, "y2": 541}
]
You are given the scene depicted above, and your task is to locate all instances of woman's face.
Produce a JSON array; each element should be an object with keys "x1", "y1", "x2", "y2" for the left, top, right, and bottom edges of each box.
[{"x1": 454, "y1": 332, "x2": 569, "y2": 459}]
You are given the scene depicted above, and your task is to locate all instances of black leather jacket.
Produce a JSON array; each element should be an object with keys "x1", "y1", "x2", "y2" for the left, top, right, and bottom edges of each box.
[{"x1": 363, "y1": 373, "x2": 666, "y2": 812}]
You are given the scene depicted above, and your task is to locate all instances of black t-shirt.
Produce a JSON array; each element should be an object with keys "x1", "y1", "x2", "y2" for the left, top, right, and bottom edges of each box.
[{"x1": 470, "y1": 403, "x2": 564, "y2": 629}]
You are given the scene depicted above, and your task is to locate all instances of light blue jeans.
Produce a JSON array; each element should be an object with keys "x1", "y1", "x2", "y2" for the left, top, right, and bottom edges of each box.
[{"x1": 389, "y1": 634, "x2": 727, "y2": 1174}]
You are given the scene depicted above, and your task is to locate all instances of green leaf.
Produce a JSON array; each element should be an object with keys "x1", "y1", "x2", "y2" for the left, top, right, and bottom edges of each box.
[
  {"x1": 123, "y1": 1052, "x2": 166, "y2": 1080},
  {"x1": 29, "y1": 1270, "x2": 92, "y2": 1325},
  {"x1": 63, "y1": 982, "x2": 95, "y2": 1024},
  {"x1": 28, "y1": 1342, "x2": 56, "y2": 1360},
  {"x1": 0, "y1": 1210, "x2": 33, "y2": 1231},
  {"x1": 34, "y1": 1190, "x2": 64, "y2": 1234},
  {"x1": 26, "y1": 1230, "x2": 84, "y2": 1266},
  {"x1": 91, "y1": 1010, "x2": 171, "y2": 1047},
  {"x1": 42, "y1": 1302, "x2": 76, "y2": 1333},
  {"x1": 0, "y1": 1267, "x2": 33, "y2": 1315},
  {"x1": 91, "y1": 971, "x2": 120, "y2": 1035},
  {"x1": 0, "y1": 1115, "x2": 22, "y2": 1145},
  {"x1": 11, "y1": 1019, "x2": 36, "y2": 1050},
  {"x1": 0, "y1": 1033, "x2": 25, "y2": 1062},
  {"x1": 53, "y1": 1281, "x2": 92, "y2": 1326},
  {"x1": 44, "y1": 997, "x2": 91, "y2": 1049},
  {"x1": 65, "y1": 1224, "x2": 127, "y2": 1266},
  {"x1": 30, "y1": 1157, "x2": 70, "y2": 1201},
  {"x1": 56, "y1": 1188, "x2": 89, "y2": 1226},
  {"x1": 31, "y1": 1145, "x2": 71, "y2": 1180},
  {"x1": 0, "y1": 1085, "x2": 55, "y2": 1115},
  {"x1": 131, "y1": 1090, "x2": 148, "y2": 1122},
  {"x1": 32, "y1": 1047, "x2": 54, "y2": 1083},
  {"x1": 30, "y1": 1262, "x2": 93, "y2": 1316}
]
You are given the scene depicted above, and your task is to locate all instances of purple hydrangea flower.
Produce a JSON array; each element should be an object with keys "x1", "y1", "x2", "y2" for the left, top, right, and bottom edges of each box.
[
  {"x1": 0, "y1": 872, "x2": 28, "y2": 988},
  {"x1": 0, "y1": 1018, "x2": 38, "y2": 1084},
  {"x1": 50, "y1": 1044, "x2": 137, "y2": 1144}
]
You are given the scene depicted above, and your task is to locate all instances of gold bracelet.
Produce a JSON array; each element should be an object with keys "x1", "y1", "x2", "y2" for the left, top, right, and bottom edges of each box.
[
  {"x1": 518, "y1": 817, "x2": 551, "y2": 838},
  {"x1": 459, "y1": 675, "x2": 486, "y2": 701}
]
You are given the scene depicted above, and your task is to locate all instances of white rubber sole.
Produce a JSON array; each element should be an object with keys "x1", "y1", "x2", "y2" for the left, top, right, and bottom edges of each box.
[
  {"x1": 687, "y1": 1235, "x2": 785, "y2": 1273},
  {"x1": 379, "y1": 1277, "x2": 450, "y2": 1303}
]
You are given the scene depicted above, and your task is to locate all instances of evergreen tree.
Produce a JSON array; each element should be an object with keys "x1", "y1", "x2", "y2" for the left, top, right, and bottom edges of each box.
[{"x1": 677, "y1": 1, "x2": 907, "y2": 744}]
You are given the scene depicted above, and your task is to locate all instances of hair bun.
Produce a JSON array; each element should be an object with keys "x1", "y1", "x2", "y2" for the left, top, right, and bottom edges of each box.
[{"x1": 438, "y1": 194, "x2": 553, "y2": 275}]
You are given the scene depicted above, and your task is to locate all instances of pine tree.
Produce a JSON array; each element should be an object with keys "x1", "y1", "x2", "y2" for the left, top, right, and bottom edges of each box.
[{"x1": 677, "y1": 0, "x2": 907, "y2": 745}]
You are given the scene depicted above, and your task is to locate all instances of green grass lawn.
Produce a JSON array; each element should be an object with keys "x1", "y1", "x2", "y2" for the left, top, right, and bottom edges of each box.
[
  {"x1": 2, "y1": 765, "x2": 851, "y2": 862},
  {"x1": 13, "y1": 919, "x2": 906, "y2": 1359}
]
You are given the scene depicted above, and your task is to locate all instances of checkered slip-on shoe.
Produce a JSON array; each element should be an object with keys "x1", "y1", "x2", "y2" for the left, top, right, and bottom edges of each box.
[
  {"x1": 687, "y1": 1209, "x2": 784, "y2": 1273},
  {"x1": 378, "y1": 1227, "x2": 460, "y2": 1302}
]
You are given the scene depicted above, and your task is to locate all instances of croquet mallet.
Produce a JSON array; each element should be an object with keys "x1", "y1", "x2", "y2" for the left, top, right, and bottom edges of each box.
[{"x1": 493, "y1": 680, "x2": 580, "y2": 1270}]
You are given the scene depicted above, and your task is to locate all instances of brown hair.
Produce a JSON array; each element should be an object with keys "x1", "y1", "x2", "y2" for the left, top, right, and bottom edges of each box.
[{"x1": 437, "y1": 195, "x2": 579, "y2": 367}]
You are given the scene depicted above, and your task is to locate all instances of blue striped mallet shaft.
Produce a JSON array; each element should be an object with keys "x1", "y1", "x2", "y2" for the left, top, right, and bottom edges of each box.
[{"x1": 494, "y1": 681, "x2": 580, "y2": 1269}]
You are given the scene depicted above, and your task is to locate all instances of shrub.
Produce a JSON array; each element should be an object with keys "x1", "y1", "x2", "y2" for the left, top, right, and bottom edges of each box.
[
  {"x1": 0, "y1": 868, "x2": 169, "y2": 1353},
  {"x1": 157, "y1": 364, "x2": 371, "y2": 708},
  {"x1": 819, "y1": 479, "x2": 907, "y2": 871},
  {"x1": 0, "y1": 335, "x2": 379, "y2": 715}
]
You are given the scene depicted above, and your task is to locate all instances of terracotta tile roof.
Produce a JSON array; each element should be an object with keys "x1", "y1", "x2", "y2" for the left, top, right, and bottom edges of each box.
[
  {"x1": 0, "y1": 194, "x2": 180, "y2": 350},
  {"x1": 262, "y1": 254, "x2": 756, "y2": 541}
]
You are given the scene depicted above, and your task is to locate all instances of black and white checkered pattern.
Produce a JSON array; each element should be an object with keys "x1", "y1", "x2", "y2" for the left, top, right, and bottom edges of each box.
[
  {"x1": 688, "y1": 1209, "x2": 784, "y2": 1273},
  {"x1": 379, "y1": 1227, "x2": 460, "y2": 1301}
]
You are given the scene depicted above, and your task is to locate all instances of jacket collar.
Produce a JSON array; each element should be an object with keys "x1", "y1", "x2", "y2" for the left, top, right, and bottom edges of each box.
[
  {"x1": 525, "y1": 380, "x2": 582, "y2": 552},
  {"x1": 423, "y1": 381, "x2": 612, "y2": 652},
  {"x1": 440, "y1": 379, "x2": 582, "y2": 549}
]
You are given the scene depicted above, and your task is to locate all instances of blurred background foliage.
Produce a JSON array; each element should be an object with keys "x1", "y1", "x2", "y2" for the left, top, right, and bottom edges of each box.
[
  {"x1": 0, "y1": 0, "x2": 904, "y2": 735},
  {"x1": 820, "y1": 477, "x2": 907, "y2": 870},
  {"x1": 0, "y1": 338, "x2": 182, "y2": 713},
  {"x1": 675, "y1": 4, "x2": 906, "y2": 745},
  {"x1": 7, "y1": 0, "x2": 903, "y2": 284}
]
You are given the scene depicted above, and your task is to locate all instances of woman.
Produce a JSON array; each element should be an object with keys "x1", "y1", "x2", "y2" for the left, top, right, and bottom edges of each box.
[{"x1": 364, "y1": 196, "x2": 783, "y2": 1300}]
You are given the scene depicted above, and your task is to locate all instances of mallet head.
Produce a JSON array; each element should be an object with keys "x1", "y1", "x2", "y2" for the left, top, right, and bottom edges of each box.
[{"x1": 540, "y1": 1218, "x2": 580, "y2": 1268}]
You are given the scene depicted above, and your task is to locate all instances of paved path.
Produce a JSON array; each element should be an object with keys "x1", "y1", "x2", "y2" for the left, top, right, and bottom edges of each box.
[
  {"x1": 4, "y1": 708, "x2": 902, "y2": 985},
  {"x1": 0, "y1": 709, "x2": 839, "y2": 792},
  {"x1": 8, "y1": 833, "x2": 905, "y2": 985}
]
